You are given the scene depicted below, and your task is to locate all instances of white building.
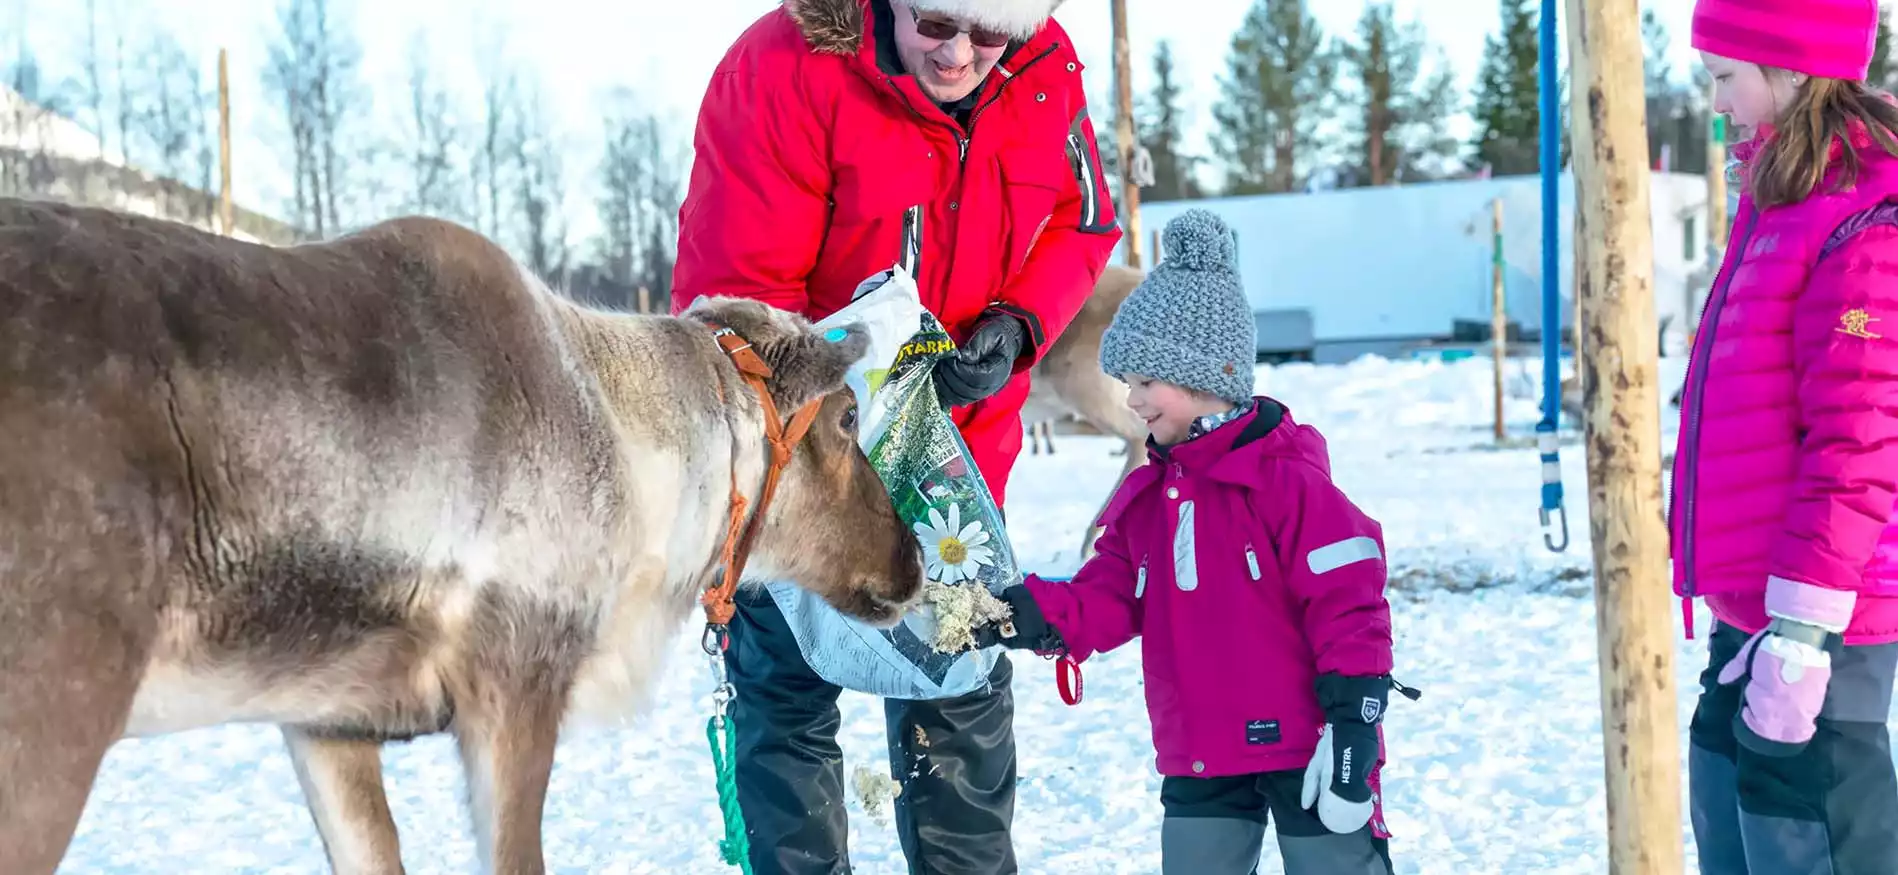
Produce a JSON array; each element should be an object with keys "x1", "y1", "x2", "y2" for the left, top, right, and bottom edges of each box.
[
  {"x1": 1125, "y1": 172, "x2": 1716, "y2": 363},
  {"x1": 0, "y1": 84, "x2": 299, "y2": 245}
]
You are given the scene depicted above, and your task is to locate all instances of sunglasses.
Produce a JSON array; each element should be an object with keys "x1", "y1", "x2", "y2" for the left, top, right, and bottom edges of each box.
[{"x1": 910, "y1": 8, "x2": 1011, "y2": 48}]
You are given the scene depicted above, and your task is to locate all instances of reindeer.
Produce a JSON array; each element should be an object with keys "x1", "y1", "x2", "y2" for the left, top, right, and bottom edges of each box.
[
  {"x1": 0, "y1": 199, "x2": 923, "y2": 874},
  {"x1": 1021, "y1": 264, "x2": 1151, "y2": 559}
]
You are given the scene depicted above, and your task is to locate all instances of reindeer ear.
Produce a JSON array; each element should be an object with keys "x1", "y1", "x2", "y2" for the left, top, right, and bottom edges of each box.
[{"x1": 762, "y1": 323, "x2": 870, "y2": 411}]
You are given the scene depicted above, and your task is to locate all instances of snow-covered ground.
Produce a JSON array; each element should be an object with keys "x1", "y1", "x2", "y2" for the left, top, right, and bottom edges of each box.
[{"x1": 60, "y1": 353, "x2": 1814, "y2": 874}]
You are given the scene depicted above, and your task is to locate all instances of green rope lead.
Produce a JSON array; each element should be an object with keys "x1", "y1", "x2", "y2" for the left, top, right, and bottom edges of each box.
[{"x1": 706, "y1": 713, "x2": 753, "y2": 874}]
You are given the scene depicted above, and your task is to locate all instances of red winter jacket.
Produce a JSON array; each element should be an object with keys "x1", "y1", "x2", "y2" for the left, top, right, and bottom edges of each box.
[
  {"x1": 1670, "y1": 124, "x2": 1898, "y2": 644},
  {"x1": 670, "y1": 0, "x2": 1122, "y2": 505},
  {"x1": 1023, "y1": 401, "x2": 1395, "y2": 779}
]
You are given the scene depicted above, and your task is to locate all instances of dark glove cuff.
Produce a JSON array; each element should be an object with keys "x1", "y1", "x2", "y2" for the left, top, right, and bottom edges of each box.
[
  {"x1": 995, "y1": 585, "x2": 1063, "y2": 652},
  {"x1": 983, "y1": 303, "x2": 1044, "y2": 352},
  {"x1": 1316, "y1": 673, "x2": 1390, "y2": 725}
]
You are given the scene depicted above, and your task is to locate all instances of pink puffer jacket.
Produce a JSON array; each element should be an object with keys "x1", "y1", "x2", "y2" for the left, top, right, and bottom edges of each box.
[{"x1": 1670, "y1": 124, "x2": 1898, "y2": 644}]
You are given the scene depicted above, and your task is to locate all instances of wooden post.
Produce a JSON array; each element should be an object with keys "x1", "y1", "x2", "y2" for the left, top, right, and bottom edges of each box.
[
  {"x1": 218, "y1": 48, "x2": 234, "y2": 237},
  {"x1": 1492, "y1": 197, "x2": 1507, "y2": 443},
  {"x1": 1564, "y1": 0, "x2": 1685, "y2": 872},
  {"x1": 1111, "y1": 0, "x2": 1143, "y2": 268},
  {"x1": 1572, "y1": 205, "x2": 1585, "y2": 358}
]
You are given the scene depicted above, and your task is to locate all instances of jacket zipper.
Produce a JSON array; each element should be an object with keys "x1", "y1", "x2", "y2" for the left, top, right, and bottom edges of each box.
[
  {"x1": 1677, "y1": 206, "x2": 1760, "y2": 602},
  {"x1": 956, "y1": 43, "x2": 1060, "y2": 166},
  {"x1": 882, "y1": 43, "x2": 1060, "y2": 169}
]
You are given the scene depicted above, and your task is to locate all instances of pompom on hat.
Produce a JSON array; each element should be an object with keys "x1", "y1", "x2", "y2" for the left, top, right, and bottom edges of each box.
[
  {"x1": 1691, "y1": 0, "x2": 1880, "y2": 82},
  {"x1": 1099, "y1": 209, "x2": 1256, "y2": 404}
]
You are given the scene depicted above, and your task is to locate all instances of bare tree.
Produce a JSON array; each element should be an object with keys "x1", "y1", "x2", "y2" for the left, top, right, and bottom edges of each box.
[
  {"x1": 83, "y1": 0, "x2": 109, "y2": 163},
  {"x1": 402, "y1": 30, "x2": 462, "y2": 219},
  {"x1": 142, "y1": 33, "x2": 200, "y2": 215},
  {"x1": 637, "y1": 116, "x2": 680, "y2": 303},
  {"x1": 190, "y1": 58, "x2": 217, "y2": 225},
  {"x1": 478, "y1": 66, "x2": 519, "y2": 239},
  {"x1": 511, "y1": 77, "x2": 568, "y2": 283},
  {"x1": 263, "y1": 0, "x2": 365, "y2": 237},
  {"x1": 115, "y1": 27, "x2": 134, "y2": 179},
  {"x1": 595, "y1": 94, "x2": 642, "y2": 296}
]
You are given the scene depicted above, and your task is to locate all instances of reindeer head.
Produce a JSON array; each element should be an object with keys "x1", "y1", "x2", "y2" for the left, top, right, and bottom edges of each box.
[{"x1": 681, "y1": 296, "x2": 925, "y2": 627}]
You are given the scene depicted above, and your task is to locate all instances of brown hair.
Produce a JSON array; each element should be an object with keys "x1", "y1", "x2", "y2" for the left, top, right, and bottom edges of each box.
[{"x1": 1750, "y1": 74, "x2": 1898, "y2": 209}]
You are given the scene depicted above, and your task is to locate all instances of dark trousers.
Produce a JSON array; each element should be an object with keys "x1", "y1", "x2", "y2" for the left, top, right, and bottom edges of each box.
[
  {"x1": 1160, "y1": 770, "x2": 1394, "y2": 875},
  {"x1": 1689, "y1": 621, "x2": 1898, "y2": 875},
  {"x1": 723, "y1": 586, "x2": 1018, "y2": 875}
]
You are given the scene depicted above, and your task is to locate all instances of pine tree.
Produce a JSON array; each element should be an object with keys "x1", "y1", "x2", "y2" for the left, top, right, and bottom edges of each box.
[
  {"x1": 1212, "y1": 0, "x2": 1335, "y2": 194},
  {"x1": 1139, "y1": 41, "x2": 1200, "y2": 201},
  {"x1": 1338, "y1": 2, "x2": 1462, "y2": 186},
  {"x1": 1468, "y1": 0, "x2": 1542, "y2": 175}
]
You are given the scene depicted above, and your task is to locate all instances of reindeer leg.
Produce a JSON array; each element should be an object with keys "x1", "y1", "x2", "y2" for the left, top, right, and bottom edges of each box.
[
  {"x1": 282, "y1": 728, "x2": 405, "y2": 875},
  {"x1": 455, "y1": 693, "x2": 567, "y2": 874},
  {"x1": 451, "y1": 597, "x2": 589, "y2": 875},
  {"x1": 0, "y1": 518, "x2": 153, "y2": 875},
  {"x1": 0, "y1": 615, "x2": 143, "y2": 875}
]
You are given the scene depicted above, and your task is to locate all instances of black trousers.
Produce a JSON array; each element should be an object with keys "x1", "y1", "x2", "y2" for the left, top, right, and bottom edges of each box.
[
  {"x1": 1688, "y1": 621, "x2": 1898, "y2": 875},
  {"x1": 723, "y1": 586, "x2": 1018, "y2": 875},
  {"x1": 1160, "y1": 770, "x2": 1394, "y2": 875}
]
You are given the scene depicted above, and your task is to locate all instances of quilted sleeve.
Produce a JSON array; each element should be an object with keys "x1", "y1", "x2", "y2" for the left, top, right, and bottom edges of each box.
[{"x1": 1768, "y1": 216, "x2": 1898, "y2": 592}]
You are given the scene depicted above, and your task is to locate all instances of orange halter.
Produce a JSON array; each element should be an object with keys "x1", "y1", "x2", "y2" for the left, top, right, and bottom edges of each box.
[{"x1": 699, "y1": 320, "x2": 825, "y2": 649}]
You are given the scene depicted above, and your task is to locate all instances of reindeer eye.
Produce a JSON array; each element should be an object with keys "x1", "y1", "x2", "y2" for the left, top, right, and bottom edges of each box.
[{"x1": 841, "y1": 405, "x2": 859, "y2": 433}]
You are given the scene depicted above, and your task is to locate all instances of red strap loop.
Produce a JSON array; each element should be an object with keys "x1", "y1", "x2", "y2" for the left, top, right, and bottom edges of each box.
[{"x1": 1056, "y1": 655, "x2": 1082, "y2": 706}]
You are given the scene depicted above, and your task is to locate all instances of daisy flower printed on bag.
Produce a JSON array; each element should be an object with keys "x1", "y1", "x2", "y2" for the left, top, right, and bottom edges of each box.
[{"x1": 913, "y1": 502, "x2": 995, "y2": 585}]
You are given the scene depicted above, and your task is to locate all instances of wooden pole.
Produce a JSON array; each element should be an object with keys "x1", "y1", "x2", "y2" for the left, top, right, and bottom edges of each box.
[
  {"x1": 1564, "y1": 0, "x2": 1685, "y2": 871},
  {"x1": 1492, "y1": 197, "x2": 1507, "y2": 443},
  {"x1": 1110, "y1": 0, "x2": 1143, "y2": 268},
  {"x1": 218, "y1": 48, "x2": 234, "y2": 237}
]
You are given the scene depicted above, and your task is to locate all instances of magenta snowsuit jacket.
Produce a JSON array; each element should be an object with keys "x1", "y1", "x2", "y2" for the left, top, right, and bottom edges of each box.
[
  {"x1": 1023, "y1": 400, "x2": 1395, "y2": 778},
  {"x1": 1671, "y1": 124, "x2": 1898, "y2": 644}
]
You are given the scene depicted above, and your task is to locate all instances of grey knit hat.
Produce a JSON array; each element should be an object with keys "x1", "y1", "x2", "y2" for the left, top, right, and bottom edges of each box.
[{"x1": 1099, "y1": 209, "x2": 1256, "y2": 403}]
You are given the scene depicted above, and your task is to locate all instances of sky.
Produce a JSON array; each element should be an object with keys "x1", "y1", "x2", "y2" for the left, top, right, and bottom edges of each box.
[{"x1": 10, "y1": 0, "x2": 1701, "y2": 239}]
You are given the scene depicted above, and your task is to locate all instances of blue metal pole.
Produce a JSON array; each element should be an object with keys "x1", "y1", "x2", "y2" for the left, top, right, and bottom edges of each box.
[{"x1": 1536, "y1": 0, "x2": 1569, "y2": 552}]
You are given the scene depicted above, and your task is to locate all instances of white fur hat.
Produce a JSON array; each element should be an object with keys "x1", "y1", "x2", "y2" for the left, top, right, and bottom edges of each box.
[{"x1": 906, "y1": 0, "x2": 1064, "y2": 40}]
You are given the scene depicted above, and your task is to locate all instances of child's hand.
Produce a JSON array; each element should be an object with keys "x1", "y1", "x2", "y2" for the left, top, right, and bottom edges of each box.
[
  {"x1": 1717, "y1": 576, "x2": 1855, "y2": 757},
  {"x1": 1300, "y1": 674, "x2": 1388, "y2": 834},
  {"x1": 969, "y1": 584, "x2": 1064, "y2": 652}
]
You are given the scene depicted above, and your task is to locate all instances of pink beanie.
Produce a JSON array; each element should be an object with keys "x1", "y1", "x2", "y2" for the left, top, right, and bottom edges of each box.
[{"x1": 1692, "y1": 0, "x2": 1880, "y2": 81}]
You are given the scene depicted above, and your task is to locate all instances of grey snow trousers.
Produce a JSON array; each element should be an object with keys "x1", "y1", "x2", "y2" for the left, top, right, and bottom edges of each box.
[
  {"x1": 1689, "y1": 621, "x2": 1898, "y2": 875},
  {"x1": 1160, "y1": 770, "x2": 1393, "y2": 875}
]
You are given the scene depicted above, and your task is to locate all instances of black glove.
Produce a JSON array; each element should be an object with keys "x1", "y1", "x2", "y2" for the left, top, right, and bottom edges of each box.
[
  {"x1": 968, "y1": 585, "x2": 1064, "y2": 652},
  {"x1": 934, "y1": 311, "x2": 1027, "y2": 409},
  {"x1": 1300, "y1": 674, "x2": 1390, "y2": 834}
]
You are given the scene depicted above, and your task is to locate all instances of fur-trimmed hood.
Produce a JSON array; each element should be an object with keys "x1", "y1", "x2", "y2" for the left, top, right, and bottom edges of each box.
[{"x1": 783, "y1": 0, "x2": 1063, "y2": 55}]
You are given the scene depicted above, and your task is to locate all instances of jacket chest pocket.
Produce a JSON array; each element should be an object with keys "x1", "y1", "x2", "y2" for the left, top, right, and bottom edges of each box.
[
  {"x1": 996, "y1": 150, "x2": 1069, "y2": 277},
  {"x1": 828, "y1": 121, "x2": 938, "y2": 250},
  {"x1": 1153, "y1": 494, "x2": 1270, "y2": 595}
]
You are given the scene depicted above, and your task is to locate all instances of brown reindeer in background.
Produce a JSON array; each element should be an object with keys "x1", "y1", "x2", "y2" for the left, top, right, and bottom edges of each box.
[{"x1": 1021, "y1": 264, "x2": 1151, "y2": 559}]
